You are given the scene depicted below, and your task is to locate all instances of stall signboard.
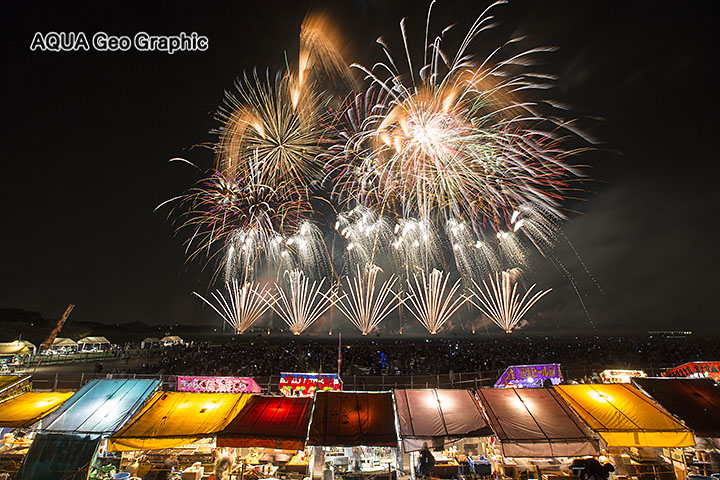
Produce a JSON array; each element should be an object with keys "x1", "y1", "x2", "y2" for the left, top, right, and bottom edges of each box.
[
  {"x1": 494, "y1": 363, "x2": 562, "y2": 388},
  {"x1": 279, "y1": 373, "x2": 342, "y2": 397},
  {"x1": 600, "y1": 369, "x2": 647, "y2": 384},
  {"x1": 662, "y1": 361, "x2": 720, "y2": 380},
  {"x1": 176, "y1": 376, "x2": 261, "y2": 393},
  {"x1": 0, "y1": 375, "x2": 31, "y2": 402}
]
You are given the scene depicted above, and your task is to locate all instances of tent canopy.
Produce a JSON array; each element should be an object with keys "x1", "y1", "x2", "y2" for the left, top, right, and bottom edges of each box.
[
  {"x1": 0, "y1": 392, "x2": 74, "y2": 428},
  {"x1": 77, "y1": 336, "x2": 110, "y2": 345},
  {"x1": 161, "y1": 336, "x2": 183, "y2": 344},
  {"x1": 308, "y1": 391, "x2": 398, "y2": 447},
  {"x1": 0, "y1": 342, "x2": 31, "y2": 356},
  {"x1": 476, "y1": 388, "x2": 599, "y2": 458},
  {"x1": 395, "y1": 389, "x2": 492, "y2": 452},
  {"x1": 633, "y1": 377, "x2": 720, "y2": 438},
  {"x1": 42, "y1": 379, "x2": 159, "y2": 435},
  {"x1": 52, "y1": 337, "x2": 77, "y2": 347},
  {"x1": 218, "y1": 395, "x2": 313, "y2": 450},
  {"x1": 109, "y1": 392, "x2": 250, "y2": 451},
  {"x1": 15, "y1": 433, "x2": 101, "y2": 480},
  {"x1": 141, "y1": 337, "x2": 160, "y2": 343},
  {"x1": 555, "y1": 384, "x2": 694, "y2": 448}
]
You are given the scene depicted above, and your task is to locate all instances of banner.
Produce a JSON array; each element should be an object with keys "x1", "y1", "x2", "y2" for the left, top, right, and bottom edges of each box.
[
  {"x1": 279, "y1": 373, "x2": 342, "y2": 397},
  {"x1": 662, "y1": 361, "x2": 720, "y2": 380},
  {"x1": 176, "y1": 376, "x2": 261, "y2": 393},
  {"x1": 494, "y1": 364, "x2": 562, "y2": 388}
]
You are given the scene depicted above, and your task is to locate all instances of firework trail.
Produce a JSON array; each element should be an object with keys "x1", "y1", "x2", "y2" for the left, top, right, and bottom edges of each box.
[
  {"x1": 405, "y1": 269, "x2": 468, "y2": 334},
  {"x1": 270, "y1": 269, "x2": 336, "y2": 335},
  {"x1": 193, "y1": 280, "x2": 275, "y2": 334},
  {"x1": 335, "y1": 263, "x2": 400, "y2": 335},
  {"x1": 334, "y1": 206, "x2": 393, "y2": 270},
  {"x1": 469, "y1": 270, "x2": 551, "y2": 333}
]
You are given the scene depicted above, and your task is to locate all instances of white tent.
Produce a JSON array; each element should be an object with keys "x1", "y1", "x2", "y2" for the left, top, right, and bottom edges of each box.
[
  {"x1": 140, "y1": 337, "x2": 160, "y2": 349},
  {"x1": 160, "y1": 336, "x2": 183, "y2": 346},
  {"x1": 49, "y1": 337, "x2": 78, "y2": 354},
  {"x1": 77, "y1": 336, "x2": 111, "y2": 351}
]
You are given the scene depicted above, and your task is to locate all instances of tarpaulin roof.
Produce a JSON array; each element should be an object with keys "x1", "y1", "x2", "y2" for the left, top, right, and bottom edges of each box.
[
  {"x1": 0, "y1": 342, "x2": 31, "y2": 356},
  {"x1": 395, "y1": 389, "x2": 492, "y2": 452},
  {"x1": 42, "y1": 379, "x2": 159, "y2": 435},
  {"x1": 108, "y1": 392, "x2": 250, "y2": 451},
  {"x1": 0, "y1": 392, "x2": 74, "y2": 428},
  {"x1": 77, "y1": 336, "x2": 110, "y2": 344},
  {"x1": 633, "y1": 377, "x2": 720, "y2": 438},
  {"x1": 308, "y1": 391, "x2": 398, "y2": 447},
  {"x1": 476, "y1": 388, "x2": 599, "y2": 458},
  {"x1": 555, "y1": 384, "x2": 694, "y2": 448},
  {"x1": 15, "y1": 433, "x2": 101, "y2": 480},
  {"x1": 218, "y1": 395, "x2": 313, "y2": 450}
]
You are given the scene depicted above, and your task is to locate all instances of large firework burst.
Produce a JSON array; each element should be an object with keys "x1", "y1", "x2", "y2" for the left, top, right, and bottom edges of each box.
[
  {"x1": 215, "y1": 71, "x2": 330, "y2": 192},
  {"x1": 328, "y1": 0, "x2": 582, "y2": 232},
  {"x1": 270, "y1": 269, "x2": 336, "y2": 335}
]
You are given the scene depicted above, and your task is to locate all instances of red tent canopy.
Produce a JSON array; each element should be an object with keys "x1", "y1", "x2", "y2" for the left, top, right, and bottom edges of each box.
[
  {"x1": 217, "y1": 395, "x2": 312, "y2": 450},
  {"x1": 308, "y1": 391, "x2": 398, "y2": 447}
]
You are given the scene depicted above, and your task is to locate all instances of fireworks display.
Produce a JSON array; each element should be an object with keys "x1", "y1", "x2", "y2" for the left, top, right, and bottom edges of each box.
[
  {"x1": 165, "y1": 1, "x2": 600, "y2": 335},
  {"x1": 193, "y1": 280, "x2": 275, "y2": 334},
  {"x1": 269, "y1": 269, "x2": 336, "y2": 335},
  {"x1": 335, "y1": 264, "x2": 400, "y2": 335},
  {"x1": 404, "y1": 269, "x2": 468, "y2": 334},
  {"x1": 469, "y1": 270, "x2": 552, "y2": 333}
]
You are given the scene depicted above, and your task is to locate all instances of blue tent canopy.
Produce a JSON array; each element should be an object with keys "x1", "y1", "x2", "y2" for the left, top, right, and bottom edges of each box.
[{"x1": 42, "y1": 379, "x2": 159, "y2": 435}]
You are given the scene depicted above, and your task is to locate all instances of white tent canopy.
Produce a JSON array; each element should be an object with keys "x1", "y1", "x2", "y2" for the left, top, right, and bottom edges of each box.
[
  {"x1": 160, "y1": 336, "x2": 183, "y2": 345},
  {"x1": 77, "y1": 336, "x2": 111, "y2": 350},
  {"x1": 140, "y1": 337, "x2": 160, "y2": 348},
  {"x1": 51, "y1": 338, "x2": 78, "y2": 348}
]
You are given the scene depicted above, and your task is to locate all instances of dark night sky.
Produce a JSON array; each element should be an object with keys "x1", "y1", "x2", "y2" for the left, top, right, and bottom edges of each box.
[{"x1": 1, "y1": 1, "x2": 717, "y2": 334}]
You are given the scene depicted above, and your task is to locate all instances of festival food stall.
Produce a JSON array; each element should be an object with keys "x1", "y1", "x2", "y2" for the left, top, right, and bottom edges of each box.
[
  {"x1": 108, "y1": 391, "x2": 250, "y2": 478},
  {"x1": 0, "y1": 391, "x2": 74, "y2": 476},
  {"x1": 475, "y1": 387, "x2": 599, "y2": 479},
  {"x1": 394, "y1": 389, "x2": 492, "y2": 478},
  {"x1": 555, "y1": 383, "x2": 695, "y2": 479},
  {"x1": 216, "y1": 395, "x2": 314, "y2": 478},
  {"x1": 15, "y1": 378, "x2": 160, "y2": 479},
  {"x1": 494, "y1": 364, "x2": 563, "y2": 389},
  {"x1": 280, "y1": 373, "x2": 342, "y2": 397},
  {"x1": 307, "y1": 391, "x2": 399, "y2": 480},
  {"x1": 600, "y1": 369, "x2": 647, "y2": 384},
  {"x1": 633, "y1": 377, "x2": 720, "y2": 477},
  {"x1": 49, "y1": 337, "x2": 79, "y2": 354},
  {"x1": 662, "y1": 361, "x2": 720, "y2": 381}
]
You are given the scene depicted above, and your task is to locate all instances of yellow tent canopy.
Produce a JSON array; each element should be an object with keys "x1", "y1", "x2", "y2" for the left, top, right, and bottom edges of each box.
[
  {"x1": 0, "y1": 392, "x2": 74, "y2": 428},
  {"x1": 108, "y1": 392, "x2": 250, "y2": 451},
  {"x1": 554, "y1": 384, "x2": 694, "y2": 448}
]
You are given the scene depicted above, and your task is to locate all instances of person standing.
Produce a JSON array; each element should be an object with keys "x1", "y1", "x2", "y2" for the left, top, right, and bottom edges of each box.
[{"x1": 418, "y1": 443, "x2": 435, "y2": 479}]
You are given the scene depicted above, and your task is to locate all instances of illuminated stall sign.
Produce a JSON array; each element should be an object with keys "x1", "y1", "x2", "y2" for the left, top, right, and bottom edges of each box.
[
  {"x1": 600, "y1": 369, "x2": 647, "y2": 384},
  {"x1": 279, "y1": 373, "x2": 342, "y2": 397},
  {"x1": 494, "y1": 364, "x2": 562, "y2": 388},
  {"x1": 176, "y1": 376, "x2": 261, "y2": 394},
  {"x1": 0, "y1": 375, "x2": 31, "y2": 402},
  {"x1": 662, "y1": 361, "x2": 720, "y2": 381}
]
